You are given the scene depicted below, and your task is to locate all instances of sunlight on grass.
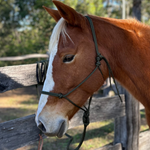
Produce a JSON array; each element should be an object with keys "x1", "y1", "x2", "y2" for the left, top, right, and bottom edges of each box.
[
  {"x1": 140, "y1": 110, "x2": 149, "y2": 131},
  {"x1": 32, "y1": 120, "x2": 114, "y2": 150},
  {"x1": 0, "y1": 93, "x2": 38, "y2": 122},
  {"x1": 0, "y1": 87, "x2": 149, "y2": 150},
  {"x1": 18, "y1": 120, "x2": 114, "y2": 150},
  {"x1": 75, "y1": 121, "x2": 114, "y2": 149},
  {"x1": 0, "y1": 96, "x2": 38, "y2": 108}
]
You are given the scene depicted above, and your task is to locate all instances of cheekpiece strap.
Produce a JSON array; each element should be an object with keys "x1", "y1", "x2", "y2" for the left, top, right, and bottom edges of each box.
[{"x1": 85, "y1": 16, "x2": 102, "y2": 58}]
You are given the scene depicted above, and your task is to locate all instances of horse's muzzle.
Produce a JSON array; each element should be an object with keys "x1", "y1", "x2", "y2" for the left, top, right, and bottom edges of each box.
[{"x1": 37, "y1": 118, "x2": 67, "y2": 138}]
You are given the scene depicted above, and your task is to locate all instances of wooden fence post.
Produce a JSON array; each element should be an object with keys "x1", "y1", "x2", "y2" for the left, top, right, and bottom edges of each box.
[
  {"x1": 114, "y1": 115, "x2": 127, "y2": 149},
  {"x1": 114, "y1": 84, "x2": 140, "y2": 150}
]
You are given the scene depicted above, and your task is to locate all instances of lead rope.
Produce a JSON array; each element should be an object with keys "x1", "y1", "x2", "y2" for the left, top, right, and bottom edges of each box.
[
  {"x1": 36, "y1": 60, "x2": 48, "y2": 150},
  {"x1": 65, "y1": 96, "x2": 92, "y2": 150},
  {"x1": 38, "y1": 134, "x2": 43, "y2": 150}
]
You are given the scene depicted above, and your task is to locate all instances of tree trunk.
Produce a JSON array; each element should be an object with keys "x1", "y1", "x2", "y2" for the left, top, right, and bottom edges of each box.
[{"x1": 133, "y1": 0, "x2": 141, "y2": 21}]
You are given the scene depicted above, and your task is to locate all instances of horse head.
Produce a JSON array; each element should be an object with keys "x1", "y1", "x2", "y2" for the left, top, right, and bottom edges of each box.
[{"x1": 35, "y1": 1, "x2": 108, "y2": 138}]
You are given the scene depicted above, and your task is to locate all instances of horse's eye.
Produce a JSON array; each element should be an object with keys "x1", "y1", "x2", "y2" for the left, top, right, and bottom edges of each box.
[{"x1": 63, "y1": 54, "x2": 75, "y2": 63}]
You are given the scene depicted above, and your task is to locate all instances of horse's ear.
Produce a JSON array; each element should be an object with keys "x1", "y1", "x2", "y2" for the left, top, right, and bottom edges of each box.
[
  {"x1": 53, "y1": 0, "x2": 85, "y2": 27},
  {"x1": 43, "y1": 6, "x2": 61, "y2": 22}
]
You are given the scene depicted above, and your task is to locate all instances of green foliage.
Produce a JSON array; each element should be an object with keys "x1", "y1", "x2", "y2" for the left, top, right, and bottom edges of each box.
[
  {"x1": 0, "y1": 0, "x2": 149, "y2": 66},
  {"x1": 0, "y1": 0, "x2": 55, "y2": 66},
  {"x1": 142, "y1": 0, "x2": 150, "y2": 24}
]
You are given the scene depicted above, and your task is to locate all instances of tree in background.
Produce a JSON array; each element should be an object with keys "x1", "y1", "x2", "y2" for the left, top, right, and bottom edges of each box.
[
  {"x1": 142, "y1": 0, "x2": 150, "y2": 24},
  {"x1": 0, "y1": 0, "x2": 105, "y2": 61},
  {"x1": 133, "y1": 0, "x2": 141, "y2": 21},
  {"x1": 0, "y1": 0, "x2": 53, "y2": 56},
  {"x1": 0, "y1": 0, "x2": 149, "y2": 66}
]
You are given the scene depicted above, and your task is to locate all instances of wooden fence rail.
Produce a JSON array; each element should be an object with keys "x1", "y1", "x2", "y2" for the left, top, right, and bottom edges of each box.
[
  {"x1": 0, "y1": 64, "x2": 37, "y2": 93},
  {"x1": 0, "y1": 54, "x2": 48, "y2": 61},
  {"x1": 0, "y1": 96, "x2": 125, "y2": 150},
  {"x1": 0, "y1": 63, "x2": 150, "y2": 150}
]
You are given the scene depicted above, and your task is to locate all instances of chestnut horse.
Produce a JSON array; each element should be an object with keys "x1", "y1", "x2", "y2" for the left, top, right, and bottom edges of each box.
[{"x1": 36, "y1": 0, "x2": 150, "y2": 139}]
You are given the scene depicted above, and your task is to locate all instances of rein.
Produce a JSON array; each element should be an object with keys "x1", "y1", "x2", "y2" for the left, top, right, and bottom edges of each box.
[{"x1": 36, "y1": 16, "x2": 122, "y2": 150}]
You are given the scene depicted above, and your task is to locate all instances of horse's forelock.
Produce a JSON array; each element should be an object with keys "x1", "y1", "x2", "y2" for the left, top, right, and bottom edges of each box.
[{"x1": 48, "y1": 18, "x2": 72, "y2": 54}]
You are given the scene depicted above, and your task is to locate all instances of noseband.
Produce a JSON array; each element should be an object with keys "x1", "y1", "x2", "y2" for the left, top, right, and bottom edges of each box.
[{"x1": 36, "y1": 16, "x2": 122, "y2": 150}]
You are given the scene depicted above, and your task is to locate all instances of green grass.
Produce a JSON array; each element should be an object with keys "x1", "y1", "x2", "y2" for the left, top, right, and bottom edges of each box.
[
  {"x1": 20, "y1": 120, "x2": 114, "y2": 150},
  {"x1": 0, "y1": 87, "x2": 149, "y2": 150}
]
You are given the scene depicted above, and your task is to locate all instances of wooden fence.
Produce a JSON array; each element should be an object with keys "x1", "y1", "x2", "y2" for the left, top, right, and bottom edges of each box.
[
  {"x1": 0, "y1": 63, "x2": 150, "y2": 150},
  {"x1": 0, "y1": 54, "x2": 48, "y2": 61}
]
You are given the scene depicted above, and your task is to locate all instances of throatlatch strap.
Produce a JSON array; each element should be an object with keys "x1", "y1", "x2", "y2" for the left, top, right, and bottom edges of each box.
[{"x1": 85, "y1": 16, "x2": 101, "y2": 57}]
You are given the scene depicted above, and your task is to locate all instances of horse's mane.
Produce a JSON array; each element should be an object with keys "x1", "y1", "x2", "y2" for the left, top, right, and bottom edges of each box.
[
  {"x1": 90, "y1": 15, "x2": 150, "y2": 39},
  {"x1": 49, "y1": 15, "x2": 150, "y2": 55}
]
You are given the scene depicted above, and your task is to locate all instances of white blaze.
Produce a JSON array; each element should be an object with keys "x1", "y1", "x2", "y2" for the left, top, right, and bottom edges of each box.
[
  {"x1": 35, "y1": 42, "x2": 58, "y2": 124},
  {"x1": 35, "y1": 18, "x2": 66, "y2": 125}
]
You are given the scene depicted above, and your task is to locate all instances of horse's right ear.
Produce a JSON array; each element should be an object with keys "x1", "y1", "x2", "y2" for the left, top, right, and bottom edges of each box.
[
  {"x1": 53, "y1": 0, "x2": 86, "y2": 27},
  {"x1": 43, "y1": 6, "x2": 61, "y2": 22}
]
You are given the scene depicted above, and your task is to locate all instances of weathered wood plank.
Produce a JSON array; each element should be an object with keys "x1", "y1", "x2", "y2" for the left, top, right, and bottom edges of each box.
[
  {"x1": 0, "y1": 95, "x2": 125, "y2": 149},
  {"x1": 0, "y1": 54, "x2": 48, "y2": 61},
  {"x1": 114, "y1": 116, "x2": 127, "y2": 148},
  {"x1": 114, "y1": 85, "x2": 140, "y2": 150},
  {"x1": 139, "y1": 130, "x2": 150, "y2": 150},
  {"x1": 0, "y1": 64, "x2": 38, "y2": 93},
  {"x1": 0, "y1": 114, "x2": 45, "y2": 150},
  {"x1": 95, "y1": 143, "x2": 122, "y2": 150}
]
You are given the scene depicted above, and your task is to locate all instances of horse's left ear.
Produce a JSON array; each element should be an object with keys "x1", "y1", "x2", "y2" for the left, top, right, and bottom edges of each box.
[
  {"x1": 43, "y1": 6, "x2": 61, "y2": 22},
  {"x1": 53, "y1": 0, "x2": 86, "y2": 27}
]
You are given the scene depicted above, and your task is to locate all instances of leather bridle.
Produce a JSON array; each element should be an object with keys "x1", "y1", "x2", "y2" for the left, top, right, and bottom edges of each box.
[{"x1": 36, "y1": 16, "x2": 122, "y2": 150}]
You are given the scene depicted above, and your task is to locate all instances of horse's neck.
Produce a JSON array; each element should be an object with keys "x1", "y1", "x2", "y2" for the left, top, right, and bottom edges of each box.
[{"x1": 94, "y1": 16, "x2": 150, "y2": 108}]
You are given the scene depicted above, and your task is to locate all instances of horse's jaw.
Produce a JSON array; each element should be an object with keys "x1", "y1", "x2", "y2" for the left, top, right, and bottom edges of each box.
[{"x1": 36, "y1": 109, "x2": 69, "y2": 138}]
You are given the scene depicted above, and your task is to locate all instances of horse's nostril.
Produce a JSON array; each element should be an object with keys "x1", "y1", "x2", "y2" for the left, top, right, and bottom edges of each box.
[
  {"x1": 57, "y1": 120, "x2": 66, "y2": 138},
  {"x1": 38, "y1": 122, "x2": 46, "y2": 132}
]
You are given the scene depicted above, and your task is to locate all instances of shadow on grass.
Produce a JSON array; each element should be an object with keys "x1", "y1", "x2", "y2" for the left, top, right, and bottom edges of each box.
[
  {"x1": 16, "y1": 85, "x2": 43, "y2": 96},
  {"x1": 67, "y1": 122, "x2": 114, "y2": 149},
  {"x1": 0, "y1": 107, "x2": 35, "y2": 123},
  {"x1": 20, "y1": 98, "x2": 38, "y2": 105},
  {"x1": 27, "y1": 122, "x2": 114, "y2": 150},
  {"x1": 0, "y1": 85, "x2": 43, "y2": 97}
]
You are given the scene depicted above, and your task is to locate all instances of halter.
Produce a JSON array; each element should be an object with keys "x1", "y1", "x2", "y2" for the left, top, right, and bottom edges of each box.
[{"x1": 36, "y1": 16, "x2": 122, "y2": 150}]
